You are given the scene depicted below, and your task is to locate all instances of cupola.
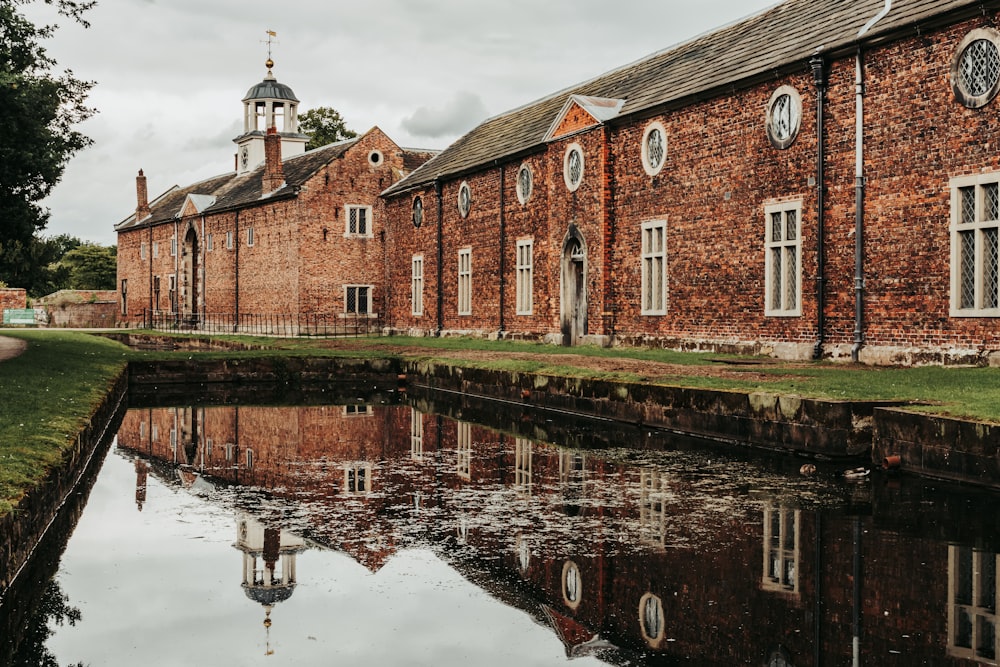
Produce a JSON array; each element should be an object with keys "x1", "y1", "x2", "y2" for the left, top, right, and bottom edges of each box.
[{"x1": 233, "y1": 58, "x2": 309, "y2": 174}]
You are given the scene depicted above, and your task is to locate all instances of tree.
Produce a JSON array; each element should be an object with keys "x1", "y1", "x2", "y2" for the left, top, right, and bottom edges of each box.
[
  {"x1": 0, "y1": 0, "x2": 96, "y2": 287},
  {"x1": 299, "y1": 106, "x2": 357, "y2": 150},
  {"x1": 60, "y1": 242, "x2": 115, "y2": 290}
]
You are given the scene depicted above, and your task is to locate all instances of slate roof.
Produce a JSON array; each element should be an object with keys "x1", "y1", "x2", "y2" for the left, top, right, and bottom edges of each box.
[{"x1": 384, "y1": 0, "x2": 990, "y2": 196}]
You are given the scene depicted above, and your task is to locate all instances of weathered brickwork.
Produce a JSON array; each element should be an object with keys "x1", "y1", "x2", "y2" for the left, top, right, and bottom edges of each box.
[
  {"x1": 0, "y1": 289, "x2": 26, "y2": 311},
  {"x1": 383, "y1": 6, "x2": 1000, "y2": 364}
]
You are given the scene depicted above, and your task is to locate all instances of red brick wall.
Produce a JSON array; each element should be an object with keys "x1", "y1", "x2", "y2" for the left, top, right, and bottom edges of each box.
[{"x1": 0, "y1": 289, "x2": 26, "y2": 311}]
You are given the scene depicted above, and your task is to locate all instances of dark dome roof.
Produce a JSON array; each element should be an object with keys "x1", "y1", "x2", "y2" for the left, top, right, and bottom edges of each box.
[
  {"x1": 243, "y1": 583, "x2": 295, "y2": 605},
  {"x1": 243, "y1": 76, "x2": 299, "y2": 103}
]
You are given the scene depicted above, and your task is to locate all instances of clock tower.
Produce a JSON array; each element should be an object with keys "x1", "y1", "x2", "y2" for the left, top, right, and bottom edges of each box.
[{"x1": 233, "y1": 57, "x2": 308, "y2": 174}]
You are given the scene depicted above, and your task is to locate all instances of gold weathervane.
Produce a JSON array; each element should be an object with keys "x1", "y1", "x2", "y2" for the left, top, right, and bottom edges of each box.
[{"x1": 262, "y1": 30, "x2": 278, "y2": 70}]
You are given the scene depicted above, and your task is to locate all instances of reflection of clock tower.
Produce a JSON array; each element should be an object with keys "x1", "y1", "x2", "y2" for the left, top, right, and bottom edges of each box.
[{"x1": 233, "y1": 58, "x2": 309, "y2": 174}]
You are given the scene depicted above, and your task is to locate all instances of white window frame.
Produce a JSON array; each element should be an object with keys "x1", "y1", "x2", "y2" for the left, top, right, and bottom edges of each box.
[
  {"x1": 764, "y1": 200, "x2": 803, "y2": 317},
  {"x1": 246, "y1": 226, "x2": 254, "y2": 247},
  {"x1": 457, "y1": 181, "x2": 472, "y2": 218},
  {"x1": 412, "y1": 254, "x2": 424, "y2": 316},
  {"x1": 514, "y1": 437, "x2": 532, "y2": 494},
  {"x1": 226, "y1": 231, "x2": 234, "y2": 250},
  {"x1": 170, "y1": 236, "x2": 177, "y2": 257},
  {"x1": 564, "y1": 142, "x2": 585, "y2": 192},
  {"x1": 948, "y1": 546, "x2": 1000, "y2": 661},
  {"x1": 458, "y1": 248, "x2": 472, "y2": 316},
  {"x1": 762, "y1": 507, "x2": 800, "y2": 595},
  {"x1": 456, "y1": 421, "x2": 471, "y2": 480},
  {"x1": 641, "y1": 220, "x2": 667, "y2": 315},
  {"x1": 152, "y1": 241, "x2": 159, "y2": 258},
  {"x1": 516, "y1": 239, "x2": 533, "y2": 315},
  {"x1": 950, "y1": 173, "x2": 1000, "y2": 316},
  {"x1": 206, "y1": 233, "x2": 213, "y2": 252},
  {"x1": 516, "y1": 163, "x2": 533, "y2": 204},
  {"x1": 343, "y1": 463, "x2": 373, "y2": 495},
  {"x1": 345, "y1": 204, "x2": 373, "y2": 238},
  {"x1": 140, "y1": 242, "x2": 147, "y2": 260},
  {"x1": 344, "y1": 285, "x2": 372, "y2": 314},
  {"x1": 641, "y1": 121, "x2": 667, "y2": 176},
  {"x1": 410, "y1": 408, "x2": 424, "y2": 461}
]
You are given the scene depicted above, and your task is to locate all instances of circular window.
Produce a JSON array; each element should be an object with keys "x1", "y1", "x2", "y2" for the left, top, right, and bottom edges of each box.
[
  {"x1": 516, "y1": 163, "x2": 533, "y2": 204},
  {"x1": 766, "y1": 86, "x2": 802, "y2": 150},
  {"x1": 639, "y1": 593, "x2": 665, "y2": 646},
  {"x1": 564, "y1": 144, "x2": 584, "y2": 192},
  {"x1": 952, "y1": 29, "x2": 1000, "y2": 109},
  {"x1": 562, "y1": 560, "x2": 582, "y2": 609},
  {"x1": 412, "y1": 196, "x2": 423, "y2": 228},
  {"x1": 641, "y1": 121, "x2": 667, "y2": 176},
  {"x1": 457, "y1": 181, "x2": 471, "y2": 218},
  {"x1": 368, "y1": 150, "x2": 383, "y2": 166}
]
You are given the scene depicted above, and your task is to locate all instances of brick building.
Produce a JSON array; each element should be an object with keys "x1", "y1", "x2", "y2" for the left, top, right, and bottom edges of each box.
[
  {"x1": 114, "y1": 61, "x2": 434, "y2": 329},
  {"x1": 381, "y1": 0, "x2": 1000, "y2": 365}
]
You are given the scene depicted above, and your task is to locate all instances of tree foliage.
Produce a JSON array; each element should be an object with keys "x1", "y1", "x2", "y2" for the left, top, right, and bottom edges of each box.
[
  {"x1": 0, "y1": 0, "x2": 96, "y2": 286},
  {"x1": 299, "y1": 106, "x2": 357, "y2": 150},
  {"x1": 61, "y1": 241, "x2": 115, "y2": 290}
]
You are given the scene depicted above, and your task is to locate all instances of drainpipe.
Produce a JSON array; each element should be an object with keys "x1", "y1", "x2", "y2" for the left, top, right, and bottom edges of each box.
[
  {"x1": 434, "y1": 179, "x2": 444, "y2": 336},
  {"x1": 200, "y1": 214, "x2": 206, "y2": 322},
  {"x1": 173, "y1": 219, "x2": 179, "y2": 319},
  {"x1": 234, "y1": 211, "x2": 240, "y2": 333},
  {"x1": 147, "y1": 222, "x2": 153, "y2": 327},
  {"x1": 497, "y1": 162, "x2": 507, "y2": 337},
  {"x1": 852, "y1": 50, "x2": 866, "y2": 363},
  {"x1": 811, "y1": 56, "x2": 828, "y2": 360}
]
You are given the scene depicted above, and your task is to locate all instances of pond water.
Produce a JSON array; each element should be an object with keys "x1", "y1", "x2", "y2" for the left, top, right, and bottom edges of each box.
[{"x1": 3, "y1": 390, "x2": 1000, "y2": 666}]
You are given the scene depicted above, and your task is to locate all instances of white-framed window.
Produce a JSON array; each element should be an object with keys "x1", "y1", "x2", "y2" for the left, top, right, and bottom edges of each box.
[
  {"x1": 564, "y1": 142, "x2": 584, "y2": 192},
  {"x1": 516, "y1": 163, "x2": 533, "y2": 204},
  {"x1": 170, "y1": 236, "x2": 177, "y2": 257},
  {"x1": 516, "y1": 239, "x2": 533, "y2": 315},
  {"x1": 456, "y1": 421, "x2": 471, "y2": 480},
  {"x1": 140, "y1": 242, "x2": 147, "y2": 259},
  {"x1": 151, "y1": 424, "x2": 158, "y2": 441},
  {"x1": 343, "y1": 464, "x2": 372, "y2": 495},
  {"x1": 458, "y1": 248, "x2": 472, "y2": 315},
  {"x1": 514, "y1": 438, "x2": 532, "y2": 494},
  {"x1": 412, "y1": 197, "x2": 423, "y2": 228},
  {"x1": 368, "y1": 149, "x2": 383, "y2": 166},
  {"x1": 345, "y1": 205, "x2": 373, "y2": 237},
  {"x1": 246, "y1": 226, "x2": 255, "y2": 247},
  {"x1": 766, "y1": 85, "x2": 802, "y2": 150},
  {"x1": 641, "y1": 221, "x2": 667, "y2": 315},
  {"x1": 246, "y1": 449, "x2": 254, "y2": 469},
  {"x1": 206, "y1": 233, "x2": 213, "y2": 252},
  {"x1": 139, "y1": 421, "x2": 146, "y2": 439},
  {"x1": 342, "y1": 404, "x2": 374, "y2": 417},
  {"x1": 764, "y1": 200, "x2": 802, "y2": 316},
  {"x1": 345, "y1": 285, "x2": 372, "y2": 314},
  {"x1": 457, "y1": 181, "x2": 471, "y2": 218},
  {"x1": 410, "y1": 408, "x2": 423, "y2": 461},
  {"x1": 562, "y1": 560, "x2": 582, "y2": 609},
  {"x1": 952, "y1": 28, "x2": 1000, "y2": 109},
  {"x1": 226, "y1": 231, "x2": 233, "y2": 250},
  {"x1": 152, "y1": 241, "x2": 159, "y2": 258},
  {"x1": 412, "y1": 255, "x2": 424, "y2": 316},
  {"x1": 639, "y1": 593, "x2": 665, "y2": 647},
  {"x1": 762, "y1": 507, "x2": 800, "y2": 595},
  {"x1": 641, "y1": 121, "x2": 667, "y2": 176},
  {"x1": 639, "y1": 470, "x2": 670, "y2": 548},
  {"x1": 948, "y1": 546, "x2": 999, "y2": 662},
  {"x1": 951, "y1": 173, "x2": 1000, "y2": 316}
]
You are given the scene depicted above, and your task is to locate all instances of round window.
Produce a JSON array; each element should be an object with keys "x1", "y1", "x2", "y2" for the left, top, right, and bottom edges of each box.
[
  {"x1": 641, "y1": 122, "x2": 667, "y2": 176},
  {"x1": 639, "y1": 593, "x2": 665, "y2": 646},
  {"x1": 457, "y1": 181, "x2": 471, "y2": 218},
  {"x1": 564, "y1": 144, "x2": 584, "y2": 192},
  {"x1": 952, "y1": 28, "x2": 1000, "y2": 109},
  {"x1": 516, "y1": 163, "x2": 533, "y2": 204},
  {"x1": 766, "y1": 86, "x2": 802, "y2": 150},
  {"x1": 368, "y1": 150, "x2": 383, "y2": 166},
  {"x1": 562, "y1": 560, "x2": 582, "y2": 608},
  {"x1": 412, "y1": 196, "x2": 423, "y2": 228}
]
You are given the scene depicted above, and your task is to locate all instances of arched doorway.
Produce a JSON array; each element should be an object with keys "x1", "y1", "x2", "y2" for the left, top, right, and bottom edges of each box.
[
  {"x1": 181, "y1": 225, "x2": 200, "y2": 321},
  {"x1": 560, "y1": 228, "x2": 587, "y2": 346}
]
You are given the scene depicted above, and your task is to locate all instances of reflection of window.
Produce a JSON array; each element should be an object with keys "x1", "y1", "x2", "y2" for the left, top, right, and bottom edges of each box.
[
  {"x1": 342, "y1": 404, "x2": 373, "y2": 416},
  {"x1": 639, "y1": 470, "x2": 670, "y2": 548},
  {"x1": 344, "y1": 464, "x2": 372, "y2": 494},
  {"x1": 246, "y1": 449, "x2": 254, "y2": 468},
  {"x1": 457, "y1": 422, "x2": 472, "y2": 480},
  {"x1": 410, "y1": 408, "x2": 423, "y2": 461},
  {"x1": 457, "y1": 516, "x2": 470, "y2": 543},
  {"x1": 639, "y1": 593, "x2": 665, "y2": 646},
  {"x1": 514, "y1": 438, "x2": 532, "y2": 494},
  {"x1": 563, "y1": 560, "x2": 582, "y2": 609},
  {"x1": 949, "y1": 546, "x2": 999, "y2": 662},
  {"x1": 762, "y1": 507, "x2": 800, "y2": 595},
  {"x1": 140, "y1": 421, "x2": 146, "y2": 438},
  {"x1": 516, "y1": 533, "x2": 531, "y2": 573},
  {"x1": 151, "y1": 424, "x2": 159, "y2": 441}
]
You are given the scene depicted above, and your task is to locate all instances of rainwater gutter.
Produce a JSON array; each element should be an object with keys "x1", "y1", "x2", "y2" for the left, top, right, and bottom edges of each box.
[
  {"x1": 434, "y1": 179, "x2": 444, "y2": 337},
  {"x1": 811, "y1": 55, "x2": 828, "y2": 360},
  {"x1": 851, "y1": 0, "x2": 891, "y2": 363},
  {"x1": 497, "y1": 162, "x2": 507, "y2": 337}
]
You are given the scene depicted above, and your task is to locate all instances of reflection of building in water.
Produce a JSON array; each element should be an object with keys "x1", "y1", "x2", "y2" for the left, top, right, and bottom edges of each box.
[
  {"x1": 134, "y1": 457, "x2": 148, "y2": 511},
  {"x1": 949, "y1": 545, "x2": 999, "y2": 663},
  {"x1": 762, "y1": 507, "x2": 800, "y2": 597},
  {"x1": 234, "y1": 515, "x2": 307, "y2": 656}
]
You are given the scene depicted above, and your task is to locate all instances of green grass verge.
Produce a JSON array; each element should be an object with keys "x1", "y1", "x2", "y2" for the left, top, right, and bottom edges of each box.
[{"x1": 0, "y1": 331, "x2": 129, "y2": 515}]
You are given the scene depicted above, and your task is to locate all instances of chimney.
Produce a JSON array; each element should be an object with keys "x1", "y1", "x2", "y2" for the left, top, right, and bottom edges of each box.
[
  {"x1": 262, "y1": 126, "x2": 285, "y2": 193},
  {"x1": 135, "y1": 169, "x2": 151, "y2": 220}
]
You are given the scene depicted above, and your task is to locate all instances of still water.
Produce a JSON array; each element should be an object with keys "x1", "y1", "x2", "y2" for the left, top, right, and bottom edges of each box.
[{"x1": 3, "y1": 390, "x2": 1000, "y2": 666}]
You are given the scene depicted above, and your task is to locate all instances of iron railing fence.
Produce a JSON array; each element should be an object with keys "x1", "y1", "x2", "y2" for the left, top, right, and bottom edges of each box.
[{"x1": 133, "y1": 310, "x2": 384, "y2": 338}]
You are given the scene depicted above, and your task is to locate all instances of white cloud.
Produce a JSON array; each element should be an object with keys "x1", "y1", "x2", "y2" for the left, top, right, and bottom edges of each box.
[{"x1": 401, "y1": 90, "x2": 489, "y2": 139}]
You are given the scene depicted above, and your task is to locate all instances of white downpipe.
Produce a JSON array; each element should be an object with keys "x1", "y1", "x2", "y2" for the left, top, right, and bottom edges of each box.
[{"x1": 858, "y1": 0, "x2": 892, "y2": 38}]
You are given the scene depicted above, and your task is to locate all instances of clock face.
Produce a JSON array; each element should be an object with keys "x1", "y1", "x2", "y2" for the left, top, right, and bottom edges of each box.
[{"x1": 240, "y1": 146, "x2": 249, "y2": 169}]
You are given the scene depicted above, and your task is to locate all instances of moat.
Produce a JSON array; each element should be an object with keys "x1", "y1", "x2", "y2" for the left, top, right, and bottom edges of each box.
[{"x1": 3, "y1": 388, "x2": 1000, "y2": 666}]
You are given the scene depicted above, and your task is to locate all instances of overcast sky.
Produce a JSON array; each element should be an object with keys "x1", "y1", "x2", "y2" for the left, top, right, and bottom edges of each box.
[{"x1": 26, "y1": 0, "x2": 779, "y2": 247}]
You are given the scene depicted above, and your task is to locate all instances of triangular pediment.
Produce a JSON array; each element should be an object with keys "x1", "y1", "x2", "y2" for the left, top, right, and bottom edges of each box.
[
  {"x1": 544, "y1": 95, "x2": 626, "y2": 142},
  {"x1": 178, "y1": 193, "x2": 217, "y2": 218}
]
